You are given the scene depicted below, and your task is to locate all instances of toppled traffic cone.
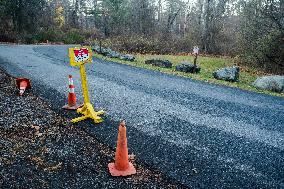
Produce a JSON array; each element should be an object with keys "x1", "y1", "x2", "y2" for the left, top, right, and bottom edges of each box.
[
  {"x1": 16, "y1": 78, "x2": 31, "y2": 96},
  {"x1": 62, "y1": 75, "x2": 81, "y2": 110},
  {"x1": 108, "y1": 120, "x2": 136, "y2": 176}
]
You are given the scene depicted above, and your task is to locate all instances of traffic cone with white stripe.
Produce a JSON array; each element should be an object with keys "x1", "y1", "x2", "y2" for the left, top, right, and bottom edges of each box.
[
  {"x1": 16, "y1": 78, "x2": 31, "y2": 96},
  {"x1": 62, "y1": 75, "x2": 81, "y2": 110}
]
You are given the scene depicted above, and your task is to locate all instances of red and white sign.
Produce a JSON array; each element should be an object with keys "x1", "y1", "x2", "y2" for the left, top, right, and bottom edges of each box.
[{"x1": 74, "y1": 48, "x2": 89, "y2": 62}]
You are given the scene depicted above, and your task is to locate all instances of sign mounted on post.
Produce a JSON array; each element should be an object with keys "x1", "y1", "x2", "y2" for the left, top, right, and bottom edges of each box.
[
  {"x1": 69, "y1": 47, "x2": 92, "y2": 67},
  {"x1": 68, "y1": 46, "x2": 104, "y2": 124},
  {"x1": 193, "y1": 46, "x2": 199, "y2": 55}
]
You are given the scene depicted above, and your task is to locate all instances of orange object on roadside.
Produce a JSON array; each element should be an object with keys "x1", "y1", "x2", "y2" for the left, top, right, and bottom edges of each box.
[
  {"x1": 62, "y1": 75, "x2": 82, "y2": 110},
  {"x1": 16, "y1": 78, "x2": 31, "y2": 96},
  {"x1": 108, "y1": 120, "x2": 136, "y2": 176}
]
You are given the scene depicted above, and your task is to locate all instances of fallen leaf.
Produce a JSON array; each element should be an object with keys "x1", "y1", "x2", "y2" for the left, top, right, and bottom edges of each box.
[
  {"x1": 31, "y1": 125, "x2": 40, "y2": 131},
  {"x1": 44, "y1": 162, "x2": 62, "y2": 172},
  {"x1": 129, "y1": 153, "x2": 136, "y2": 161}
]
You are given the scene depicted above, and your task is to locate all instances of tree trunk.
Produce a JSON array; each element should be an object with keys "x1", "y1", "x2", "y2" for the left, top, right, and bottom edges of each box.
[{"x1": 202, "y1": 0, "x2": 210, "y2": 53}]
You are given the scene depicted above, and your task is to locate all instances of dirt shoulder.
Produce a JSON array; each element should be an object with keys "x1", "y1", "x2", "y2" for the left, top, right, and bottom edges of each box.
[{"x1": 0, "y1": 68, "x2": 187, "y2": 189}]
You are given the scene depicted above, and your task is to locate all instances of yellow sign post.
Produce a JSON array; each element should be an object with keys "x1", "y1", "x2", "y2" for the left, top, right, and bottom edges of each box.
[{"x1": 68, "y1": 46, "x2": 104, "y2": 124}]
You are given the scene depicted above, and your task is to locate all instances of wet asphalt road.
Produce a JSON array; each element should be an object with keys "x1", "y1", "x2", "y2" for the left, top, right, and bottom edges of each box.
[{"x1": 0, "y1": 44, "x2": 283, "y2": 189}]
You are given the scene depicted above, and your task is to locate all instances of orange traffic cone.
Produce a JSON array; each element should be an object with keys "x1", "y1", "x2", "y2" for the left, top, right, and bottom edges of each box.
[
  {"x1": 108, "y1": 120, "x2": 136, "y2": 176},
  {"x1": 16, "y1": 78, "x2": 31, "y2": 96},
  {"x1": 62, "y1": 75, "x2": 81, "y2": 110}
]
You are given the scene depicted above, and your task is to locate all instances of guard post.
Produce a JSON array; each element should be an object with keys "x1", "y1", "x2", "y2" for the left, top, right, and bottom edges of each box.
[{"x1": 68, "y1": 46, "x2": 104, "y2": 124}]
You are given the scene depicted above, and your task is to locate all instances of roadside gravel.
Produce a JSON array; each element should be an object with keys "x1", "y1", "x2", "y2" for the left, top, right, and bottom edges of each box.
[{"x1": 0, "y1": 68, "x2": 187, "y2": 189}]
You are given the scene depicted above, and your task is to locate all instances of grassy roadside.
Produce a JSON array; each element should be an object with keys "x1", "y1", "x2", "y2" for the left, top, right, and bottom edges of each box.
[{"x1": 94, "y1": 53, "x2": 284, "y2": 98}]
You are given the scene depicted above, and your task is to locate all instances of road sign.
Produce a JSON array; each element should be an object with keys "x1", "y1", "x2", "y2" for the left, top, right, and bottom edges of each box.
[
  {"x1": 68, "y1": 46, "x2": 104, "y2": 124},
  {"x1": 69, "y1": 47, "x2": 92, "y2": 67},
  {"x1": 193, "y1": 46, "x2": 199, "y2": 55}
]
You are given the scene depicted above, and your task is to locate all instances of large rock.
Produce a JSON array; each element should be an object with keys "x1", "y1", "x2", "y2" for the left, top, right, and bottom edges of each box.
[
  {"x1": 106, "y1": 50, "x2": 121, "y2": 58},
  {"x1": 93, "y1": 45, "x2": 135, "y2": 61},
  {"x1": 102, "y1": 48, "x2": 113, "y2": 56},
  {"x1": 92, "y1": 45, "x2": 110, "y2": 56},
  {"x1": 175, "y1": 62, "x2": 201, "y2": 73},
  {"x1": 253, "y1": 75, "x2": 284, "y2": 93},
  {"x1": 213, "y1": 66, "x2": 240, "y2": 82},
  {"x1": 145, "y1": 59, "x2": 172, "y2": 68},
  {"x1": 119, "y1": 54, "x2": 135, "y2": 61},
  {"x1": 92, "y1": 45, "x2": 101, "y2": 53}
]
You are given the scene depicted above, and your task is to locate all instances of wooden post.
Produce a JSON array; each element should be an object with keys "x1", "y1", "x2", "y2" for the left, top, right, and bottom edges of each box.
[
  {"x1": 99, "y1": 40, "x2": 102, "y2": 53},
  {"x1": 193, "y1": 46, "x2": 199, "y2": 73},
  {"x1": 193, "y1": 53, "x2": 197, "y2": 67}
]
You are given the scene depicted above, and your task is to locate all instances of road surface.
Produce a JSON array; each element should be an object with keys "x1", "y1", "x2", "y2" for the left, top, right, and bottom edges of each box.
[{"x1": 0, "y1": 44, "x2": 283, "y2": 188}]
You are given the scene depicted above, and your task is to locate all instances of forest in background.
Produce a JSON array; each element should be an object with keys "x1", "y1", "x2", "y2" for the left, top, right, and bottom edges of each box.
[{"x1": 0, "y1": 0, "x2": 283, "y2": 74}]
